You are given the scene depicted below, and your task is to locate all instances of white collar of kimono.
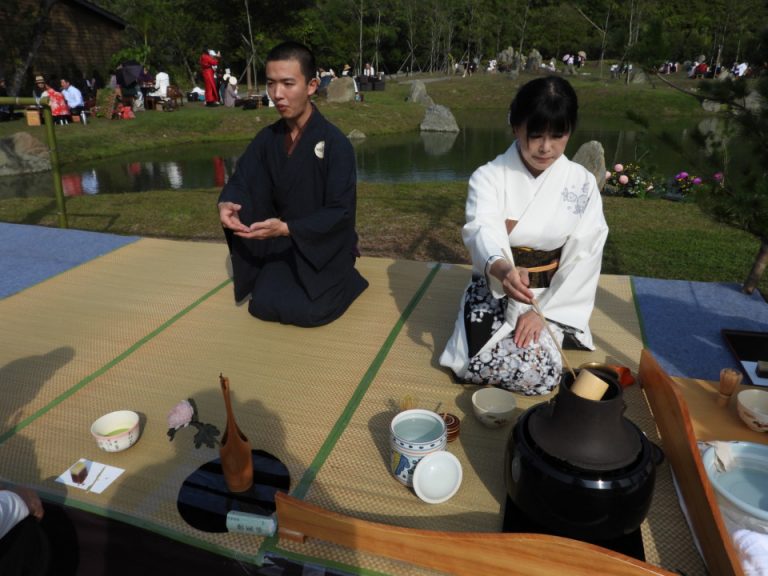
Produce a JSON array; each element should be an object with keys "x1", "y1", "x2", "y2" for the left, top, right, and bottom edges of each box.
[{"x1": 513, "y1": 140, "x2": 568, "y2": 180}]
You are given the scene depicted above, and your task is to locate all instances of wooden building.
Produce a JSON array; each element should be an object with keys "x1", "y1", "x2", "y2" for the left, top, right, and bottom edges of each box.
[{"x1": 0, "y1": 0, "x2": 126, "y2": 92}]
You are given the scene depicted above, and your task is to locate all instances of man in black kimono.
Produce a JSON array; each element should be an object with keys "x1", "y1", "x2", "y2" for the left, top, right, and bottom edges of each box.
[{"x1": 218, "y1": 41, "x2": 368, "y2": 327}]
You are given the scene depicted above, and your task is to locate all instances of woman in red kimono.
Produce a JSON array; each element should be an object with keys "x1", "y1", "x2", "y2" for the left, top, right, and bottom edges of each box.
[{"x1": 200, "y1": 49, "x2": 220, "y2": 107}]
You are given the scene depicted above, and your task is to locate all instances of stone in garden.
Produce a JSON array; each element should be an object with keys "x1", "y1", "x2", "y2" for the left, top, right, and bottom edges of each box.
[
  {"x1": 572, "y1": 141, "x2": 606, "y2": 190},
  {"x1": 408, "y1": 80, "x2": 433, "y2": 106},
  {"x1": 701, "y1": 99, "x2": 722, "y2": 113},
  {"x1": 0, "y1": 132, "x2": 51, "y2": 176},
  {"x1": 347, "y1": 129, "x2": 366, "y2": 140},
  {"x1": 497, "y1": 47, "x2": 515, "y2": 71},
  {"x1": 325, "y1": 77, "x2": 356, "y2": 103},
  {"x1": 527, "y1": 49, "x2": 543, "y2": 72},
  {"x1": 420, "y1": 104, "x2": 459, "y2": 133},
  {"x1": 744, "y1": 90, "x2": 766, "y2": 114},
  {"x1": 630, "y1": 70, "x2": 647, "y2": 84},
  {"x1": 717, "y1": 69, "x2": 731, "y2": 81}
]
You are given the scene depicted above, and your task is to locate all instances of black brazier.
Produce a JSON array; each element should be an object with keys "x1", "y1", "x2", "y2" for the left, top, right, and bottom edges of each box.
[{"x1": 505, "y1": 368, "x2": 659, "y2": 541}]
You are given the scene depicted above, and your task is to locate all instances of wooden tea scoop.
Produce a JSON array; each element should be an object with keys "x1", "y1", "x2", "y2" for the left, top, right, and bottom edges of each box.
[{"x1": 717, "y1": 368, "x2": 743, "y2": 407}]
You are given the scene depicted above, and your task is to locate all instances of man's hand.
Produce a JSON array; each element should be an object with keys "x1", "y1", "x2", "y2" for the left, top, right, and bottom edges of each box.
[
  {"x1": 242, "y1": 218, "x2": 289, "y2": 239},
  {"x1": 218, "y1": 202, "x2": 250, "y2": 233},
  {"x1": 489, "y1": 260, "x2": 534, "y2": 304},
  {"x1": 513, "y1": 310, "x2": 544, "y2": 348}
]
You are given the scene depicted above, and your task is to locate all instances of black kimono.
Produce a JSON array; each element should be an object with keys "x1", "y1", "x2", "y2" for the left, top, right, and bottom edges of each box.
[{"x1": 218, "y1": 107, "x2": 368, "y2": 327}]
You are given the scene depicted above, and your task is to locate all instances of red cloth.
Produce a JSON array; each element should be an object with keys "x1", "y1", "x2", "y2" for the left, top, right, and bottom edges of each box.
[{"x1": 200, "y1": 53, "x2": 219, "y2": 104}]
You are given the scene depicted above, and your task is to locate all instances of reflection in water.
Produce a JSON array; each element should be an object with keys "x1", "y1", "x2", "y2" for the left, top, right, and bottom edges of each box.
[
  {"x1": 420, "y1": 132, "x2": 459, "y2": 157},
  {"x1": 0, "y1": 113, "x2": 735, "y2": 199},
  {"x1": 54, "y1": 154, "x2": 238, "y2": 197}
]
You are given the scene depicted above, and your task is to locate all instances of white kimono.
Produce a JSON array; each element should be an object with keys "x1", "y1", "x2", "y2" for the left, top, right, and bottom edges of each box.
[{"x1": 440, "y1": 141, "x2": 608, "y2": 392}]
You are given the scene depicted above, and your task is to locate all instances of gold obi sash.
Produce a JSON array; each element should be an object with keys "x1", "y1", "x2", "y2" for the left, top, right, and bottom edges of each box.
[{"x1": 511, "y1": 246, "x2": 562, "y2": 288}]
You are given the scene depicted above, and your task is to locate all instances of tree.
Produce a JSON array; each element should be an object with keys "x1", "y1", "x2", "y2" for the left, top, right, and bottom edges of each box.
[
  {"x1": 7, "y1": 0, "x2": 58, "y2": 96},
  {"x1": 689, "y1": 30, "x2": 768, "y2": 294}
]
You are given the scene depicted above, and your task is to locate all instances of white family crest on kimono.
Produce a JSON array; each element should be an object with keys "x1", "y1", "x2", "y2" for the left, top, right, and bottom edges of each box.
[{"x1": 440, "y1": 141, "x2": 608, "y2": 394}]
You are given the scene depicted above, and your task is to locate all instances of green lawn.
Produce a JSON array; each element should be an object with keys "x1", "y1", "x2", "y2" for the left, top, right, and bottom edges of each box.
[{"x1": 0, "y1": 182, "x2": 764, "y2": 295}]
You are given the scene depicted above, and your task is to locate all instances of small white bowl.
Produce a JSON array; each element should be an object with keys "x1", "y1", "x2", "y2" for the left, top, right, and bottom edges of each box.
[
  {"x1": 737, "y1": 389, "x2": 768, "y2": 433},
  {"x1": 471, "y1": 387, "x2": 517, "y2": 428},
  {"x1": 91, "y1": 410, "x2": 141, "y2": 452},
  {"x1": 413, "y1": 451, "x2": 462, "y2": 504}
]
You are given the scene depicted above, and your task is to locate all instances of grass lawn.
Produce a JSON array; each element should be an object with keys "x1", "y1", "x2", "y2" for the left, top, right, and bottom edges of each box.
[
  {"x1": 0, "y1": 70, "x2": 764, "y2": 295},
  {"x1": 0, "y1": 183, "x2": 764, "y2": 295}
]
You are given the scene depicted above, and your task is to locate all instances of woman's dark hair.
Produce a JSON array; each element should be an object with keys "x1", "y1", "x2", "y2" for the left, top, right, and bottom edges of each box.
[
  {"x1": 266, "y1": 41, "x2": 316, "y2": 84},
  {"x1": 508, "y1": 76, "x2": 578, "y2": 136}
]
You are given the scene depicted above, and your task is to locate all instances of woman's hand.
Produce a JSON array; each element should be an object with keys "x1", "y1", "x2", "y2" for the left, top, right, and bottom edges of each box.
[
  {"x1": 489, "y1": 260, "x2": 534, "y2": 304},
  {"x1": 10, "y1": 486, "x2": 44, "y2": 520},
  {"x1": 514, "y1": 310, "x2": 544, "y2": 348}
]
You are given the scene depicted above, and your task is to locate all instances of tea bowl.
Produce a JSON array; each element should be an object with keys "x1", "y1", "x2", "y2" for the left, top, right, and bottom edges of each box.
[
  {"x1": 91, "y1": 410, "x2": 141, "y2": 452},
  {"x1": 737, "y1": 389, "x2": 768, "y2": 433},
  {"x1": 472, "y1": 387, "x2": 517, "y2": 428}
]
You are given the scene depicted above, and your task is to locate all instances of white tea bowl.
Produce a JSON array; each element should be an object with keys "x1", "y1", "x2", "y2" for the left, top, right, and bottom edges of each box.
[
  {"x1": 472, "y1": 387, "x2": 517, "y2": 428},
  {"x1": 91, "y1": 410, "x2": 141, "y2": 452},
  {"x1": 737, "y1": 389, "x2": 768, "y2": 433}
]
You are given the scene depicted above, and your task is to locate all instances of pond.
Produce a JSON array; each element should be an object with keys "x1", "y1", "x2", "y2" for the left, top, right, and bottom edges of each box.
[{"x1": 0, "y1": 110, "x2": 721, "y2": 199}]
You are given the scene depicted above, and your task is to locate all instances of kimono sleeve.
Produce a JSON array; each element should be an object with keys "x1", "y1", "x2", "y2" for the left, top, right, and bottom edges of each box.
[
  {"x1": 535, "y1": 172, "x2": 608, "y2": 340},
  {"x1": 462, "y1": 155, "x2": 515, "y2": 297},
  {"x1": 217, "y1": 132, "x2": 275, "y2": 222},
  {"x1": 288, "y1": 128, "x2": 357, "y2": 272}
]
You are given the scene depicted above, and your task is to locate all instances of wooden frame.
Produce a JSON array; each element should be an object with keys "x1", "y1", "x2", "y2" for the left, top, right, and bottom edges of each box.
[
  {"x1": 276, "y1": 492, "x2": 674, "y2": 576},
  {"x1": 639, "y1": 349, "x2": 744, "y2": 576}
]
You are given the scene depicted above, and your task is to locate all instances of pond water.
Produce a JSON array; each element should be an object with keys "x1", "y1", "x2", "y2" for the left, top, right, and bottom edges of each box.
[{"x1": 0, "y1": 110, "x2": 718, "y2": 199}]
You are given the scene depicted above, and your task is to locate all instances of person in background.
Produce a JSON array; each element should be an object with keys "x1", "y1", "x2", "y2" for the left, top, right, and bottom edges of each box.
[
  {"x1": 0, "y1": 484, "x2": 49, "y2": 575},
  {"x1": 440, "y1": 76, "x2": 608, "y2": 395},
  {"x1": 32, "y1": 75, "x2": 47, "y2": 106},
  {"x1": 223, "y1": 75, "x2": 238, "y2": 107},
  {"x1": 200, "y1": 49, "x2": 220, "y2": 107},
  {"x1": 40, "y1": 78, "x2": 70, "y2": 124},
  {"x1": 363, "y1": 62, "x2": 375, "y2": 77},
  {"x1": 149, "y1": 68, "x2": 170, "y2": 99},
  {"x1": 0, "y1": 77, "x2": 12, "y2": 121},
  {"x1": 60, "y1": 77, "x2": 85, "y2": 122},
  {"x1": 138, "y1": 66, "x2": 155, "y2": 101},
  {"x1": 217, "y1": 41, "x2": 368, "y2": 326}
]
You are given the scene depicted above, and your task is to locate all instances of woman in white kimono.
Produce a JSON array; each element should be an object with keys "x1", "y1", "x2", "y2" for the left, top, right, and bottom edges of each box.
[{"x1": 440, "y1": 76, "x2": 608, "y2": 395}]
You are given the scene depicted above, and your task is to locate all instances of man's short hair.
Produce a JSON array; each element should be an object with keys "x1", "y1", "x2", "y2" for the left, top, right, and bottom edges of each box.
[{"x1": 266, "y1": 41, "x2": 316, "y2": 84}]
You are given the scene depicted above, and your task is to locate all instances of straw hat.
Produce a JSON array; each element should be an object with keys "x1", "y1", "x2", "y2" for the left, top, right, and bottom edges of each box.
[
  {"x1": 343, "y1": 64, "x2": 351, "y2": 72},
  {"x1": 35, "y1": 75, "x2": 45, "y2": 84}
]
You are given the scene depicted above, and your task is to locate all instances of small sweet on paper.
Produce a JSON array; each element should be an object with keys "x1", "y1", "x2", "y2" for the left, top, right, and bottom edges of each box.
[{"x1": 69, "y1": 461, "x2": 88, "y2": 484}]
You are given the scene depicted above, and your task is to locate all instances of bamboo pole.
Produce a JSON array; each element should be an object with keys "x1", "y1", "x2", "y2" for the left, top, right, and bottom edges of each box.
[{"x1": 0, "y1": 96, "x2": 68, "y2": 228}]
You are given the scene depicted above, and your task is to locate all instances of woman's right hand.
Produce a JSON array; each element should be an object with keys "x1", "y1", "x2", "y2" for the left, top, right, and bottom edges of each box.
[{"x1": 490, "y1": 259, "x2": 534, "y2": 304}]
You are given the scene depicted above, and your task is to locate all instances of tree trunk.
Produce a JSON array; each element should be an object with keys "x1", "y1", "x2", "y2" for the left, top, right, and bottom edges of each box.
[
  {"x1": 742, "y1": 239, "x2": 768, "y2": 295},
  {"x1": 10, "y1": 0, "x2": 58, "y2": 96}
]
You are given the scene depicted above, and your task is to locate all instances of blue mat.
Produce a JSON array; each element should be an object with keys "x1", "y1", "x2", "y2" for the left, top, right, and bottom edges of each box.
[
  {"x1": 0, "y1": 223, "x2": 139, "y2": 299},
  {"x1": 632, "y1": 276, "x2": 768, "y2": 380}
]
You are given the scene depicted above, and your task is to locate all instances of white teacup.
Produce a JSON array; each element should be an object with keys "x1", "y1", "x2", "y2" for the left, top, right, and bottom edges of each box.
[{"x1": 390, "y1": 409, "x2": 447, "y2": 487}]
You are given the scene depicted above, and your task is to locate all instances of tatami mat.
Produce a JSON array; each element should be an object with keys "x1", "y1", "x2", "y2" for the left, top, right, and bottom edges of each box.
[{"x1": 0, "y1": 231, "x2": 706, "y2": 575}]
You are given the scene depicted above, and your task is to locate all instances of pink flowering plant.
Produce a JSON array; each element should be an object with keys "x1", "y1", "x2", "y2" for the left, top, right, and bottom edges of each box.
[
  {"x1": 167, "y1": 398, "x2": 220, "y2": 448},
  {"x1": 604, "y1": 162, "x2": 657, "y2": 198}
]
